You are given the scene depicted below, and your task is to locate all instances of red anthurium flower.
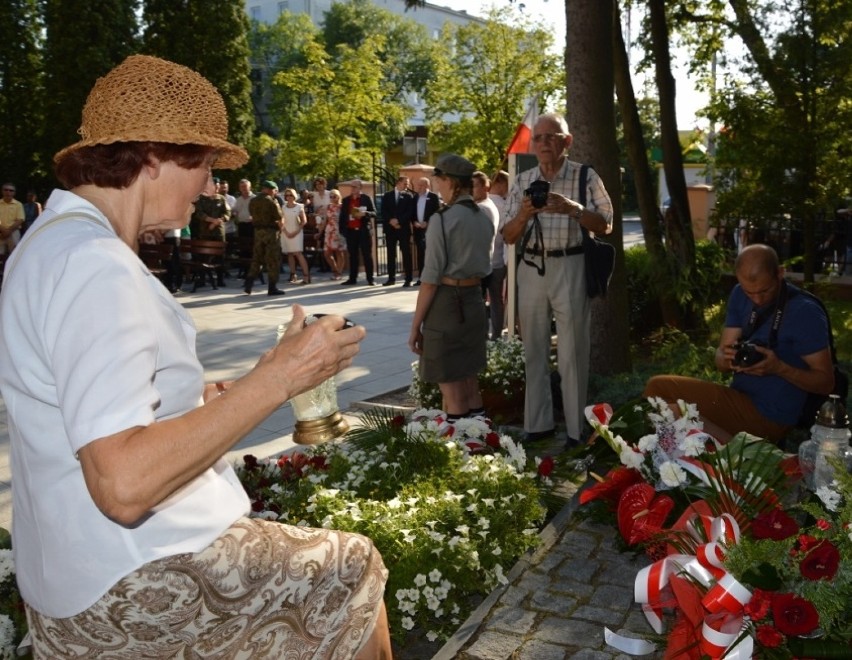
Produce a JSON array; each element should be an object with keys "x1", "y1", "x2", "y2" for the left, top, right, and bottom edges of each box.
[
  {"x1": 815, "y1": 519, "x2": 831, "y2": 531},
  {"x1": 751, "y1": 508, "x2": 799, "y2": 541},
  {"x1": 800, "y1": 539, "x2": 840, "y2": 581},
  {"x1": 442, "y1": 425, "x2": 455, "y2": 437},
  {"x1": 755, "y1": 624, "x2": 785, "y2": 648},
  {"x1": 485, "y1": 432, "x2": 501, "y2": 448},
  {"x1": 391, "y1": 414, "x2": 405, "y2": 428},
  {"x1": 538, "y1": 456, "x2": 555, "y2": 478},
  {"x1": 578, "y1": 467, "x2": 643, "y2": 509},
  {"x1": 796, "y1": 534, "x2": 819, "y2": 553},
  {"x1": 744, "y1": 588, "x2": 773, "y2": 622},
  {"x1": 771, "y1": 593, "x2": 819, "y2": 636}
]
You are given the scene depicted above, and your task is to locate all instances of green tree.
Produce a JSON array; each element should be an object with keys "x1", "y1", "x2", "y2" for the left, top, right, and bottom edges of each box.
[
  {"x1": 677, "y1": 0, "x2": 852, "y2": 281},
  {"x1": 321, "y1": 0, "x2": 438, "y2": 108},
  {"x1": 423, "y1": 7, "x2": 562, "y2": 172},
  {"x1": 142, "y1": 0, "x2": 256, "y2": 179},
  {"x1": 0, "y1": 0, "x2": 44, "y2": 191},
  {"x1": 272, "y1": 35, "x2": 409, "y2": 182},
  {"x1": 40, "y1": 0, "x2": 139, "y2": 188}
]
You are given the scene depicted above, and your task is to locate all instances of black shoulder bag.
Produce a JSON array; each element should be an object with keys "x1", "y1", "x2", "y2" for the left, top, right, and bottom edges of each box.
[
  {"x1": 746, "y1": 282, "x2": 849, "y2": 428},
  {"x1": 577, "y1": 164, "x2": 615, "y2": 298}
]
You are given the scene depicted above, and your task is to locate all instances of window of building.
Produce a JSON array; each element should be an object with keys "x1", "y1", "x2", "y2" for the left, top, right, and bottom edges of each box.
[
  {"x1": 249, "y1": 6, "x2": 261, "y2": 20},
  {"x1": 278, "y1": 1, "x2": 289, "y2": 14}
]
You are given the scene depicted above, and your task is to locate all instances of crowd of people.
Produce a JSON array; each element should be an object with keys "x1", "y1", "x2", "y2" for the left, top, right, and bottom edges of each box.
[{"x1": 0, "y1": 53, "x2": 839, "y2": 658}]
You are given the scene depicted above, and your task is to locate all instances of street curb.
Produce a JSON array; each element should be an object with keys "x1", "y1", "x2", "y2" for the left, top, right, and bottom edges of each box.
[{"x1": 432, "y1": 483, "x2": 588, "y2": 659}]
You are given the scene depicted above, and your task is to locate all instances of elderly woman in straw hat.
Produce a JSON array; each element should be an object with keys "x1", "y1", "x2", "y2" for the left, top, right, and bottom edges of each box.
[
  {"x1": 0, "y1": 55, "x2": 390, "y2": 659},
  {"x1": 408, "y1": 154, "x2": 494, "y2": 422}
]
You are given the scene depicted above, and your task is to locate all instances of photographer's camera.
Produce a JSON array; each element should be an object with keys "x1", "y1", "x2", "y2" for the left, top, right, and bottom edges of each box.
[
  {"x1": 524, "y1": 180, "x2": 550, "y2": 209},
  {"x1": 732, "y1": 340, "x2": 765, "y2": 368}
]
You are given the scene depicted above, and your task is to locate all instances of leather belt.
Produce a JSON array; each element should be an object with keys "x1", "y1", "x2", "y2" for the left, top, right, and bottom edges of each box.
[
  {"x1": 525, "y1": 245, "x2": 584, "y2": 258},
  {"x1": 440, "y1": 276, "x2": 482, "y2": 287}
]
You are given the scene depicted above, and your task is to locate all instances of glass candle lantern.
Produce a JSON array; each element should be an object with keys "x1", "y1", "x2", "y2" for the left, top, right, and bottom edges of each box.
[{"x1": 277, "y1": 315, "x2": 350, "y2": 445}]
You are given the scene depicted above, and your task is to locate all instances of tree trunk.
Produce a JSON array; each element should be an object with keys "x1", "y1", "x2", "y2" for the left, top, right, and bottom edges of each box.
[
  {"x1": 566, "y1": 0, "x2": 630, "y2": 375},
  {"x1": 648, "y1": 0, "x2": 700, "y2": 328},
  {"x1": 612, "y1": 0, "x2": 684, "y2": 328}
]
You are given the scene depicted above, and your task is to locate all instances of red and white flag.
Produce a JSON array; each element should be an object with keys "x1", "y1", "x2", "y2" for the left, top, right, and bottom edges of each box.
[{"x1": 506, "y1": 96, "x2": 540, "y2": 155}]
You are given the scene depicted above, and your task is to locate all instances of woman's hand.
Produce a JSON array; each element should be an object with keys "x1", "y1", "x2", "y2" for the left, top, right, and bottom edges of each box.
[
  {"x1": 409, "y1": 327, "x2": 423, "y2": 355},
  {"x1": 259, "y1": 304, "x2": 365, "y2": 400}
]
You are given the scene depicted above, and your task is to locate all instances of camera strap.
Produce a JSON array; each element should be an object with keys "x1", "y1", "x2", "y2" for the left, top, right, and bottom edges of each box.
[
  {"x1": 519, "y1": 213, "x2": 546, "y2": 276},
  {"x1": 741, "y1": 279, "x2": 789, "y2": 348}
]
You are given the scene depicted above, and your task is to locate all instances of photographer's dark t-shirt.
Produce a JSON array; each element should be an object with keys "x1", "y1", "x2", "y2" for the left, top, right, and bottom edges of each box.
[{"x1": 725, "y1": 282, "x2": 829, "y2": 425}]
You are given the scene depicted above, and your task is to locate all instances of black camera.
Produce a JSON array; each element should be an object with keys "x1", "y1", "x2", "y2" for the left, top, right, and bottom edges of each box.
[
  {"x1": 732, "y1": 340, "x2": 765, "y2": 368},
  {"x1": 524, "y1": 180, "x2": 550, "y2": 209}
]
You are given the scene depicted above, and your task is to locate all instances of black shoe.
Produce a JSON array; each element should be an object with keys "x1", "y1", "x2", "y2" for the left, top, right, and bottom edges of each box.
[
  {"x1": 564, "y1": 436, "x2": 580, "y2": 449},
  {"x1": 267, "y1": 288, "x2": 286, "y2": 296},
  {"x1": 366, "y1": 280, "x2": 376, "y2": 286},
  {"x1": 243, "y1": 278, "x2": 254, "y2": 294},
  {"x1": 340, "y1": 279, "x2": 357, "y2": 286},
  {"x1": 522, "y1": 429, "x2": 556, "y2": 443},
  {"x1": 402, "y1": 281, "x2": 412, "y2": 288},
  {"x1": 414, "y1": 280, "x2": 421, "y2": 286},
  {"x1": 382, "y1": 279, "x2": 396, "y2": 286}
]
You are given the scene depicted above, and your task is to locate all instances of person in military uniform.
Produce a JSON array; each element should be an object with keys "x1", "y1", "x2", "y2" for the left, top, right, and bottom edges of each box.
[
  {"x1": 244, "y1": 180, "x2": 285, "y2": 296},
  {"x1": 190, "y1": 187, "x2": 230, "y2": 286}
]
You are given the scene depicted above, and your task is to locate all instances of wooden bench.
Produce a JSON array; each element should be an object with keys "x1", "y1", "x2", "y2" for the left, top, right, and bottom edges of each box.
[{"x1": 179, "y1": 239, "x2": 226, "y2": 292}]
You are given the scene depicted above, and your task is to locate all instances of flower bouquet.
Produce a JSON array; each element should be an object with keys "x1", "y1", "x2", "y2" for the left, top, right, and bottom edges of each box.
[
  {"x1": 579, "y1": 397, "x2": 852, "y2": 658},
  {"x1": 236, "y1": 408, "x2": 577, "y2": 646}
]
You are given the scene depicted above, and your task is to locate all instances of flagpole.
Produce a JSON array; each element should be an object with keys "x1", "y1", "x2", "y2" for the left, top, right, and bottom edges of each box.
[{"x1": 504, "y1": 95, "x2": 539, "y2": 339}]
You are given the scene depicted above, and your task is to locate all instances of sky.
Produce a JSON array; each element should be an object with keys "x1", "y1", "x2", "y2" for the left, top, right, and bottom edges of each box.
[{"x1": 430, "y1": 0, "x2": 711, "y2": 129}]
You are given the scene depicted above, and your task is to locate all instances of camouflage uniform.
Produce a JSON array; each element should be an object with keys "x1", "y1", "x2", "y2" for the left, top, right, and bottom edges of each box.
[
  {"x1": 190, "y1": 194, "x2": 230, "y2": 241},
  {"x1": 245, "y1": 193, "x2": 283, "y2": 292}
]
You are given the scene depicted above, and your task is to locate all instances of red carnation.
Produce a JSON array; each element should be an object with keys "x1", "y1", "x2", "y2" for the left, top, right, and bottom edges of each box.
[
  {"x1": 538, "y1": 456, "x2": 555, "y2": 478},
  {"x1": 755, "y1": 624, "x2": 785, "y2": 648},
  {"x1": 744, "y1": 588, "x2": 773, "y2": 622},
  {"x1": 799, "y1": 539, "x2": 840, "y2": 581},
  {"x1": 772, "y1": 593, "x2": 819, "y2": 636},
  {"x1": 815, "y1": 519, "x2": 831, "y2": 531},
  {"x1": 243, "y1": 454, "x2": 259, "y2": 470},
  {"x1": 391, "y1": 414, "x2": 406, "y2": 428},
  {"x1": 485, "y1": 432, "x2": 501, "y2": 448},
  {"x1": 751, "y1": 508, "x2": 799, "y2": 541}
]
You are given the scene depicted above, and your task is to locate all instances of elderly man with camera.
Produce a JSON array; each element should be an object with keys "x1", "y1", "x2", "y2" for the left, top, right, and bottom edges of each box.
[
  {"x1": 502, "y1": 112, "x2": 613, "y2": 447},
  {"x1": 644, "y1": 244, "x2": 836, "y2": 443}
]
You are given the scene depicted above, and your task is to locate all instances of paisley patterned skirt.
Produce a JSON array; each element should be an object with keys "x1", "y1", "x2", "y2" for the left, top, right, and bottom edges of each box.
[{"x1": 25, "y1": 517, "x2": 388, "y2": 659}]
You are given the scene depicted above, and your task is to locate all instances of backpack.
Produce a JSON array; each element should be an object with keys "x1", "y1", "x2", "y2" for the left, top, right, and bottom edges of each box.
[{"x1": 794, "y1": 289, "x2": 849, "y2": 428}]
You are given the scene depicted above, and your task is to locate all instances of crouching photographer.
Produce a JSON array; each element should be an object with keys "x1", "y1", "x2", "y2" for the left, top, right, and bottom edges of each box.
[{"x1": 644, "y1": 244, "x2": 836, "y2": 443}]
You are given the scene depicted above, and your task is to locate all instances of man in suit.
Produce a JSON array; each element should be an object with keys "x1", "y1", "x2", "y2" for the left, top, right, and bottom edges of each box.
[
  {"x1": 412, "y1": 176, "x2": 441, "y2": 286},
  {"x1": 339, "y1": 179, "x2": 377, "y2": 286},
  {"x1": 381, "y1": 176, "x2": 415, "y2": 287}
]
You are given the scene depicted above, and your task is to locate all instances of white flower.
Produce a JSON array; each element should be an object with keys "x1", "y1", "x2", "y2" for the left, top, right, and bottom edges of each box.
[
  {"x1": 679, "y1": 433, "x2": 706, "y2": 457},
  {"x1": 429, "y1": 568, "x2": 442, "y2": 582},
  {"x1": 658, "y1": 460, "x2": 688, "y2": 487},
  {"x1": 426, "y1": 631, "x2": 439, "y2": 642},
  {"x1": 617, "y1": 440, "x2": 645, "y2": 470},
  {"x1": 414, "y1": 574, "x2": 427, "y2": 587},
  {"x1": 0, "y1": 614, "x2": 14, "y2": 651},
  {"x1": 401, "y1": 616, "x2": 415, "y2": 631},
  {"x1": 816, "y1": 484, "x2": 842, "y2": 512},
  {"x1": 637, "y1": 434, "x2": 658, "y2": 452}
]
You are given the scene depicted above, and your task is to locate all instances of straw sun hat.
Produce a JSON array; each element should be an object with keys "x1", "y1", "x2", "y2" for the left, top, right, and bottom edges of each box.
[{"x1": 54, "y1": 54, "x2": 248, "y2": 169}]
